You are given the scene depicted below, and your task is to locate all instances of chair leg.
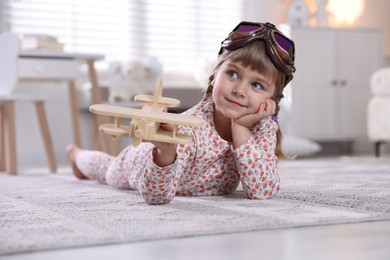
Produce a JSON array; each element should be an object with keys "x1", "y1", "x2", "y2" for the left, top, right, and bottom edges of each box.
[
  {"x1": 374, "y1": 141, "x2": 383, "y2": 158},
  {"x1": 35, "y1": 102, "x2": 57, "y2": 173},
  {"x1": 0, "y1": 105, "x2": 6, "y2": 171},
  {"x1": 3, "y1": 101, "x2": 17, "y2": 174}
]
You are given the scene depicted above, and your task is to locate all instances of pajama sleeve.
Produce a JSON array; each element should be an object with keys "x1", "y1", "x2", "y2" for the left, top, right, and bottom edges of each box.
[
  {"x1": 233, "y1": 118, "x2": 280, "y2": 200},
  {"x1": 138, "y1": 127, "x2": 197, "y2": 205}
]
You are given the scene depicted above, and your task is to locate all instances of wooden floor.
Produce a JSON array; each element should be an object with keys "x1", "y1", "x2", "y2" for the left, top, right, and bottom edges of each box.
[{"x1": 3, "y1": 220, "x2": 390, "y2": 260}]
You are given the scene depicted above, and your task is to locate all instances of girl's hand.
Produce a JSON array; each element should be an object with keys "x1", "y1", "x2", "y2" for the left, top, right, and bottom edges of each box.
[
  {"x1": 231, "y1": 99, "x2": 276, "y2": 148},
  {"x1": 149, "y1": 122, "x2": 177, "y2": 167},
  {"x1": 234, "y1": 99, "x2": 276, "y2": 128},
  {"x1": 150, "y1": 123, "x2": 176, "y2": 150}
]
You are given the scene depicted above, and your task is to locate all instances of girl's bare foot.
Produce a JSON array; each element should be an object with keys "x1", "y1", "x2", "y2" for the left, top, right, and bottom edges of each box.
[{"x1": 66, "y1": 144, "x2": 89, "y2": 180}]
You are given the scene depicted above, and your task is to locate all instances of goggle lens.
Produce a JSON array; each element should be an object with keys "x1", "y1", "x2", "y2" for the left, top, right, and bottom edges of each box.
[
  {"x1": 274, "y1": 32, "x2": 293, "y2": 53},
  {"x1": 236, "y1": 23, "x2": 293, "y2": 53},
  {"x1": 236, "y1": 24, "x2": 260, "y2": 32}
]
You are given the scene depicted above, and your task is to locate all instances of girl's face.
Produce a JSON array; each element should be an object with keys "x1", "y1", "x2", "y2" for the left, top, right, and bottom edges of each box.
[{"x1": 212, "y1": 59, "x2": 276, "y2": 120}]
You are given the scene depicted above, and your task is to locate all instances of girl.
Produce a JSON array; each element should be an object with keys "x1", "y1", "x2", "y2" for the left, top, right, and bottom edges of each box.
[{"x1": 67, "y1": 21, "x2": 296, "y2": 205}]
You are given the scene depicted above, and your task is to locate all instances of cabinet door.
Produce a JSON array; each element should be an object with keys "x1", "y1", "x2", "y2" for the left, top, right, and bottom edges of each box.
[
  {"x1": 291, "y1": 29, "x2": 339, "y2": 139},
  {"x1": 337, "y1": 30, "x2": 382, "y2": 138}
]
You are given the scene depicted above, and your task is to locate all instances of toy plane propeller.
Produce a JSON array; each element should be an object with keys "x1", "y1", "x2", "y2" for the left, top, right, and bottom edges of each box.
[{"x1": 89, "y1": 79, "x2": 205, "y2": 147}]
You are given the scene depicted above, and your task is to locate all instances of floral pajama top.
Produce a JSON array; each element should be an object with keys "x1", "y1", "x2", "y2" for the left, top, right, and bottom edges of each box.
[{"x1": 76, "y1": 95, "x2": 280, "y2": 205}]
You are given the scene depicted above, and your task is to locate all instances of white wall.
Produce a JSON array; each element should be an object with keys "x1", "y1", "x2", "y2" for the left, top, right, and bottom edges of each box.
[
  {"x1": 14, "y1": 0, "x2": 390, "y2": 168},
  {"x1": 353, "y1": 0, "x2": 390, "y2": 63},
  {"x1": 243, "y1": 0, "x2": 281, "y2": 24}
]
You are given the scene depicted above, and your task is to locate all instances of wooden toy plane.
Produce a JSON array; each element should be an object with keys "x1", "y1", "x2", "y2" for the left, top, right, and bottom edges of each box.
[{"x1": 89, "y1": 79, "x2": 205, "y2": 147}]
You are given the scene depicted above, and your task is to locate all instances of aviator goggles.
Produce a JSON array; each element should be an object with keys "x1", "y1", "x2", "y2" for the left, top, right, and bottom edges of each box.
[{"x1": 219, "y1": 21, "x2": 296, "y2": 85}]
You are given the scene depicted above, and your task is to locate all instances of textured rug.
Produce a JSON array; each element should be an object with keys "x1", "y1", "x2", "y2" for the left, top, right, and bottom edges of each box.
[{"x1": 1, "y1": 156, "x2": 390, "y2": 256}]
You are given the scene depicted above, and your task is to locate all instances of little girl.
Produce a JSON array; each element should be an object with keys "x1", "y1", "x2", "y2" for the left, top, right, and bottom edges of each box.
[{"x1": 67, "y1": 21, "x2": 296, "y2": 205}]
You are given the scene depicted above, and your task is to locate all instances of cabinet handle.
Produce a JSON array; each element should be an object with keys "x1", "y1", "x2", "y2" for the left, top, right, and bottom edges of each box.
[
  {"x1": 340, "y1": 80, "x2": 347, "y2": 86},
  {"x1": 331, "y1": 80, "x2": 338, "y2": 86}
]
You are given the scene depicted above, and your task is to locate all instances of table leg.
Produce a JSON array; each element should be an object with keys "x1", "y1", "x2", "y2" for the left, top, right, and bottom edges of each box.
[
  {"x1": 68, "y1": 80, "x2": 81, "y2": 147},
  {"x1": 86, "y1": 59, "x2": 110, "y2": 153}
]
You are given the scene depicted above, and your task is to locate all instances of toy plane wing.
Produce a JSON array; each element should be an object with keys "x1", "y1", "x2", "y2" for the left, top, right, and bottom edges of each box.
[{"x1": 90, "y1": 104, "x2": 204, "y2": 127}]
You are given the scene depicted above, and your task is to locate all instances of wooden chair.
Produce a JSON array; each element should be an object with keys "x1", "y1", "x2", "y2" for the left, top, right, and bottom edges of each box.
[{"x1": 0, "y1": 32, "x2": 57, "y2": 174}]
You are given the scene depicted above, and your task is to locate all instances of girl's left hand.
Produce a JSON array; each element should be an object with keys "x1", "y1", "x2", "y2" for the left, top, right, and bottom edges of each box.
[{"x1": 233, "y1": 99, "x2": 276, "y2": 128}]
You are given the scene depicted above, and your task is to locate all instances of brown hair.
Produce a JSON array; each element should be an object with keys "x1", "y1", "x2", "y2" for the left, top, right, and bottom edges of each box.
[{"x1": 205, "y1": 41, "x2": 287, "y2": 159}]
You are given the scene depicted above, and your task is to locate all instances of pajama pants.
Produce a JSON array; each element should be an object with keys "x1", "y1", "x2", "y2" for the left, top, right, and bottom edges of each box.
[{"x1": 75, "y1": 143, "x2": 155, "y2": 190}]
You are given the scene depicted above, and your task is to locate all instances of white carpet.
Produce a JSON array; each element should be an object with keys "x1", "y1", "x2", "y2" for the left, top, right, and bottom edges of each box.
[{"x1": 1, "y1": 156, "x2": 390, "y2": 256}]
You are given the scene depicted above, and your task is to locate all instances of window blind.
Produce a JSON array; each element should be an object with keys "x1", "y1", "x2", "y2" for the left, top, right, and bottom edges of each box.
[{"x1": 1, "y1": 0, "x2": 244, "y2": 74}]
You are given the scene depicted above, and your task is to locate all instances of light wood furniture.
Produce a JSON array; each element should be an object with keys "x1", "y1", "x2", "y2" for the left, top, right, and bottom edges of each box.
[
  {"x1": 90, "y1": 79, "x2": 204, "y2": 150},
  {"x1": 18, "y1": 50, "x2": 105, "y2": 149},
  {"x1": 0, "y1": 32, "x2": 57, "y2": 174},
  {"x1": 290, "y1": 27, "x2": 383, "y2": 141},
  {"x1": 0, "y1": 32, "x2": 104, "y2": 174}
]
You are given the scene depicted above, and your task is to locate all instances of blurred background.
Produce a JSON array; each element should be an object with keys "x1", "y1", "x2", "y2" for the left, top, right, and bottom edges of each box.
[{"x1": 1, "y1": 0, "x2": 389, "y2": 169}]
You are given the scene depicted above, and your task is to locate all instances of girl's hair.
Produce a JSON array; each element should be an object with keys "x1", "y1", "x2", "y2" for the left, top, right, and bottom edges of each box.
[{"x1": 205, "y1": 41, "x2": 287, "y2": 159}]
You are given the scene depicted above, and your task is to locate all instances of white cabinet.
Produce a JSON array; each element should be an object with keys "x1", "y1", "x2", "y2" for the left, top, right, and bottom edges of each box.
[{"x1": 290, "y1": 27, "x2": 383, "y2": 141}]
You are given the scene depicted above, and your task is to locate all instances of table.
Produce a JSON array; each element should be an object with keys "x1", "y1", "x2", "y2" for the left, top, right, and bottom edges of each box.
[{"x1": 18, "y1": 51, "x2": 105, "y2": 150}]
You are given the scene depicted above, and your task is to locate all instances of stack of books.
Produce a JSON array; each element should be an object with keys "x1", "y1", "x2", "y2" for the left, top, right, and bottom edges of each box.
[{"x1": 21, "y1": 34, "x2": 64, "y2": 52}]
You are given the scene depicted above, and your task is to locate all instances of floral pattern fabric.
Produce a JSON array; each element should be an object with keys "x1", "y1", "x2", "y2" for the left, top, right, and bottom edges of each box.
[{"x1": 75, "y1": 95, "x2": 280, "y2": 204}]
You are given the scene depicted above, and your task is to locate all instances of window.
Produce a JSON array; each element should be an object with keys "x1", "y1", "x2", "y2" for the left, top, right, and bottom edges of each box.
[{"x1": 1, "y1": 0, "x2": 244, "y2": 74}]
